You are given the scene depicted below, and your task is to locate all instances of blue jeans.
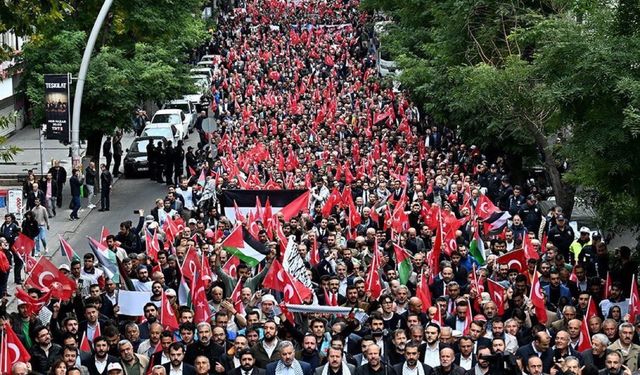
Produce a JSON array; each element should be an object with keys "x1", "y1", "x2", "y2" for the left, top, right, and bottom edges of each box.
[
  {"x1": 35, "y1": 225, "x2": 47, "y2": 254},
  {"x1": 71, "y1": 196, "x2": 81, "y2": 219}
]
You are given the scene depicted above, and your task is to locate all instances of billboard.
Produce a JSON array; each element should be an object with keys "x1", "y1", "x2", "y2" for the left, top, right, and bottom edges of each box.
[{"x1": 44, "y1": 74, "x2": 71, "y2": 143}]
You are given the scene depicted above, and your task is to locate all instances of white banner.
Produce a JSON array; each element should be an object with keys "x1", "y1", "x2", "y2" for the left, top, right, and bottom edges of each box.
[{"x1": 282, "y1": 235, "x2": 313, "y2": 289}]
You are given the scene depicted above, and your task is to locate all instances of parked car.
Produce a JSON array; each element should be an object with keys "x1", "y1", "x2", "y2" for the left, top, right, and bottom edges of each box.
[
  {"x1": 141, "y1": 124, "x2": 179, "y2": 145},
  {"x1": 150, "y1": 109, "x2": 188, "y2": 139},
  {"x1": 189, "y1": 67, "x2": 213, "y2": 81},
  {"x1": 190, "y1": 75, "x2": 211, "y2": 92},
  {"x1": 123, "y1": 136, "x2": 166, "y2": 178},
  {"x1": 162, "y1": 99, "x2": 196, "y2": 130}
]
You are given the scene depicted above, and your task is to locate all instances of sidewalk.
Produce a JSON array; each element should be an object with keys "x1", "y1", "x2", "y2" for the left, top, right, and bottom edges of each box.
[{"x1": 1, "y1": 126, "x2": 138, "y2": 180}]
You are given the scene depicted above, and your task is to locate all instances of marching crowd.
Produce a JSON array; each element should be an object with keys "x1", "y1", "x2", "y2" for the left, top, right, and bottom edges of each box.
[{"x1": 0, "y1": 0, "x2": 639, "y2": 375}]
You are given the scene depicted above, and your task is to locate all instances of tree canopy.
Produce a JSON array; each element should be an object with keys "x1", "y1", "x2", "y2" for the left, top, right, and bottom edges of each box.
[
  {"x1": 362, "y1": 0, "x2": 640, "y2": 229},
  {"x1": 15, "y1": 0, "x2": 207, "y2": 158}
]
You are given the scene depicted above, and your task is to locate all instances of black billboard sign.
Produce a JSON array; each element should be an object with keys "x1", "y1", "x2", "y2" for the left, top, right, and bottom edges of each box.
[{"x1": 44, "y1": 74, "x2": 71, "y2": 143}]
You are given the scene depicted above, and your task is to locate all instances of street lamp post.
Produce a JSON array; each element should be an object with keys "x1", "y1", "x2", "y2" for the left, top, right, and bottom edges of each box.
[{"x1": 70, "y1": 0, "x2": 114, "y2": 168}]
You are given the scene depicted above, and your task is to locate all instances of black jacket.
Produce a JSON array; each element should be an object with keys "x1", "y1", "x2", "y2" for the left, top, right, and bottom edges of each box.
[
  {"x1": 29, "y1": 343, "x2": 63, "y2": 375},
  {"x1": 392, "y1": 362, "x2": 433, "y2": 375},
  {"x1": 101, "y1": 170, "x2": 113, "y2": 190}
]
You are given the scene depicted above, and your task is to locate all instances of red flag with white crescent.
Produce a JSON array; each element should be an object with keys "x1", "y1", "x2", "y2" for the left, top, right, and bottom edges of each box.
[
  {"x1": 0, "y1": 322, "x2": 31, "y2": 374},
  {"x1": 530, "y1": 267, "x2": 548, "y2": 324},
  {"x1": 222, "y1": 256, "x2": 240, "y2": 279},
  {"x1": 486, "y1": 278, "x2": 506, "y2": 316},
  {"x1": 630, "y1": 274, "x2": 640, "y2": 319},
  {"x1": 161, "y1": 291, "x2": 179, "y2": 330},
  {"x1": 191, "y1": 276, "x2": 212, "y2": 324}
]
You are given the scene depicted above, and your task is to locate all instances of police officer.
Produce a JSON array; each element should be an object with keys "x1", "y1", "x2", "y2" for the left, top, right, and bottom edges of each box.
[
  {"x1": 147, "y1": 140, "x2": 157, "y2": 181},
  {"x1": 164, "y1": 141, "x2": 174, "y2": 186},
  {"x1": 156, "y1": 141, "x2": 165, "y2": 183}
]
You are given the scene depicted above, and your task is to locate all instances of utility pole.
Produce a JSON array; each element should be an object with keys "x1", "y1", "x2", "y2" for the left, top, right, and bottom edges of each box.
[{"x1": 70, "y1": 0, "x2": 114, "y2": 168}]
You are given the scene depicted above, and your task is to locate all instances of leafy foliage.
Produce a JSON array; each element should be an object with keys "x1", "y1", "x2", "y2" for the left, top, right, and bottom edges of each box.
[
  {"x1": 362, "y1": 0, "x2": 640, "y2": 229},
  {"x1": 16, "y1": 0, "x2": 206, "y2": 156}
]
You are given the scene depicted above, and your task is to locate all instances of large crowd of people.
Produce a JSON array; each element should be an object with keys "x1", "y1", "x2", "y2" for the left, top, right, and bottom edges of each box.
[{"x1": 0, "y1": 1, "x2": 639, "y2": 375}]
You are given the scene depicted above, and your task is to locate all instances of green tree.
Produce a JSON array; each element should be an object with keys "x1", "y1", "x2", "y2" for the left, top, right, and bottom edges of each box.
[
  {"x1": 18, "y1": 0, "x2": 207, "y2": 161},
  {"x1": 362, "y1": 0, "x2": 640, "y2": 228}
]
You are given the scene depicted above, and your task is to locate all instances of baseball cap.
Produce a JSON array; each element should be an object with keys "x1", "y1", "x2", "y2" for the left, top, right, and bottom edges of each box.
[
  {"x1": 556, "y1": 214, "x2": 565, "y2": 221},
  {"x1": 59, "y1": 264, "x2": 71, "y2": 272},
  {"x1": 188, "y1": 218, "x2": 197, "y2": 224},
  {"x1": 579, "y1": 226, "x2": 591, "y2": 234},
  {"x1": 107, "y1": 363, "x2": 123, "y2": 373}
]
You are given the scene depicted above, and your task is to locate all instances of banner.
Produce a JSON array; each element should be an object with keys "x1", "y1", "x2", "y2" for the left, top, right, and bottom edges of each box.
[
  {"x1": 220, "y1": 189, "x2": 308, "y2": 222},
  {"x1": 283, "y1": 304, "x2": 369, "y2": 323},
  {"x1": 44, "y1": 74, "x2": 71, "y2": 143},
  {"x1": 282, "y1": 235, "x2": 312, "y2": 289}
]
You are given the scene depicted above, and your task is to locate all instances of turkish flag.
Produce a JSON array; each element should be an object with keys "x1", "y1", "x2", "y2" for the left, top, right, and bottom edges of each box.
[
  {"x1": 11, "y1": 233, "x2": 34, "y2": 257},
  {"x1": 191, "y1": 276, "x2": 212, "y2": 324},
  {"x1": 161, "y1": 291, "x2": 179, "y2": 331},
  {"x1": 15, "y1": 288, "x2": 50, "y2": 316},
  {"x1": 475, "y1": 194, "x2": 499, "y2": 220},
  {"x1": 463, "y1": 299, "x2": 473, "y2": 335},
  {"x1": 443, "y1": 229, "x2": 458, "y2": 256},
  {"x1": 263, "y1": 260, "x2": 312, "y2": 303},
  {"x1": 0, "y1": 321, "x2": 31, "y2": 374},
  {"x1": 577, "y1": 315, "x2": 592, "y2": 352},
  {"x1": 279, "y1": 190, "x2": 310, "y2": 220},
  {"x1": 604, "y1": 271, "x2": 612, "y2": 299},
  {"x1": 522, "y1": 234, "x2": 539, "y2": 260},
  {"x1": 180, "y1": 246, "x2": 200, "y2": 282},
  {"x1": 586, "y1": 296, "x2": 599, "y2": 320},
  {"x1": 48, "y1": 272, "x2": 76, "y2": 300},
  {"x1": 496, "y1": 249, "x2": 527, "y2": 273},
  {"x1": 25, "y1": 256, "x2": 59, "y2": 290},
  {"x1": 530, "y1": 268, "x2": 548, "y2": 324},
  {"x1": 231, "y1": 280, "x2": 245, "y2": 315},
  {"x1": 416, "y1": 271, "x2": 432, "y2": 312},
  {"x1": 200, "y1": 254, "x2": 213, "y2": 286},
  {"x1": 428, "y1": 225, "x2": 442, "y2": 278},
  {"x1": 486, "y1": 279, "x2": 506, "y2": 316},
  {"x1": 145, "y1": 229, "x2": 160, "y2": 262},
  {"x1": 365, "y1": 243, "x2": 383, "y2": 300},
  {"x1": 309, "y1": 237, "x2": 320, "y2": 267},
  {"x1": 630, "y1": 274, "x2": 640, "y2": 319},
  {"x1": 222, "y1": 256, "x2": 240, "y2": 279}
]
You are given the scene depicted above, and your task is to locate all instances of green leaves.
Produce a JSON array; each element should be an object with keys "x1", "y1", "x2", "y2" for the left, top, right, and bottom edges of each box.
[{"x1": 366, "y1": 0, "x2": 640, "y2": 228}]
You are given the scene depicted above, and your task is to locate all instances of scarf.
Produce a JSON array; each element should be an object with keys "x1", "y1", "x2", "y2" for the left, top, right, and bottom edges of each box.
[
  {"x1": 321, "y1": 361, "x2": 351, "y2": 375},
  {"x1": 402, "y1": 362, "x2": 425, "y2": 375},
  {"x1": 276, "y1": 359, "x2": 304, "y2": 375}
]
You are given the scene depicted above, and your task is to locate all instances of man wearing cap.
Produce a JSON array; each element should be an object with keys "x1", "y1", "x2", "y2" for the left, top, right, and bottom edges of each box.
[
  {"x1": 547, "y1": 214, "x2": 575, "y2": 261},
  {"x1": 518, "y1": 195, "x2": 542, "y2": 234},
  {"x1": 569, "y1": 226, "x2": 592, "y2": 263}
]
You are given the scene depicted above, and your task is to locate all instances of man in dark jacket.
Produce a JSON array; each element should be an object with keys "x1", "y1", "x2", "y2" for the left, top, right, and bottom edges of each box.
[
  {"x1": 392, "y1": 342, "x2": 433, "y2": 375},
  {"x1": 85, "y1": 162, "x2": 97, "y2": 209},
  {"x1": 103, "y1": 136, "x2": 113, "y2": 170},
  {"x1": 29, "y1": 326, "x2": 63, "y2": 375},
  {"x1": 99, "y1": 164, "x2": 113, "y2": 212},
  {"x1": 69, "y1": 168, "x2": 83, "y2": 220},
  {"x1": 112, "y1": 131, "x2": 123, "y2": 178},
  {"x1": 47, "y1": 159, "x2": 67, "y2": 208},
  {"x1": 82, "y1": 336, "x2": 120, "y2": 375}
]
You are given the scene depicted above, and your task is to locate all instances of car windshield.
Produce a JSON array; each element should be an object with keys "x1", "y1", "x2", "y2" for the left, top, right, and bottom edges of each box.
[
  {"x1": 152, "y1": 114, "x2": 181, "y2": 124},
  {"x1": 142, "y1": 128, "x2": 171, "y2": 139},
  {"x1": 129, "y1": 139, "x2": 154, "y2": 153},
  {"x1": 164, "y1": 103, "x2": 190, "y2": 113}
]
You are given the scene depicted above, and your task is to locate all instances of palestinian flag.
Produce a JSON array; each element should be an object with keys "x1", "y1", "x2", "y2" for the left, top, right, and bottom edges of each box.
[
  {"x1": 393, "y1": 244, "x2": 412, "y2": 285},
  {"x1": 220, "y1": 189, "x2": 309, "y2": 223},
  {"x1": 482, "y1": 211, "x2": 511, "y2": 235},
  {"x1": 469, "y1": 230, "x2": 486, "y2": 266},
  {"x1": 221, "y1": 226, "x2": 267, "y2": 267},
  {"x1": 87, "y1": 236, "x2": 119, "y2": 282},
  {"x1": 59, "y1": 235, "x2": 80, "y2": 263}
]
